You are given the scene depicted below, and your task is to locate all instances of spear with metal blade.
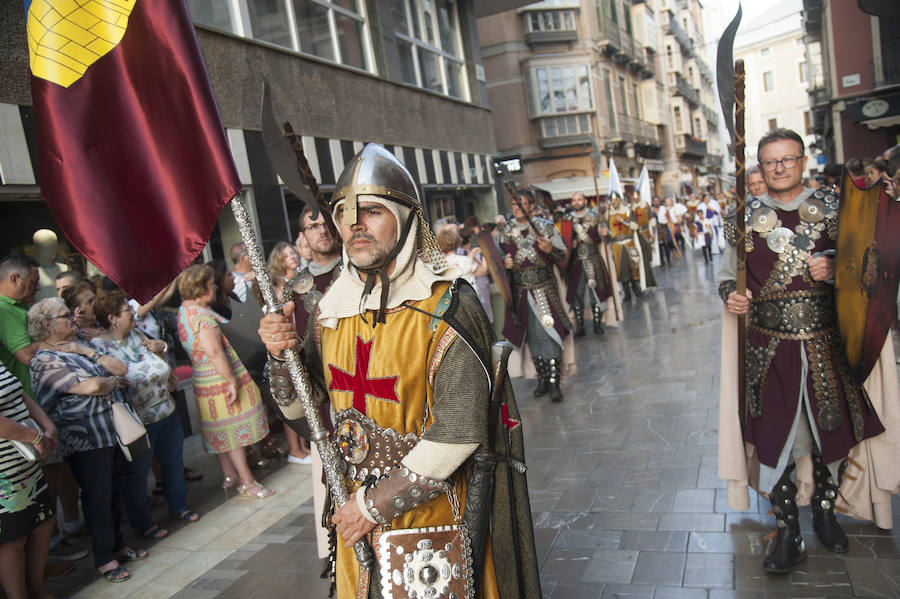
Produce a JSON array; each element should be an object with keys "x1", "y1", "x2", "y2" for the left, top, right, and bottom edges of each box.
[{"x1": 717, "y1": 4, "x2": 746, "y2": 428}]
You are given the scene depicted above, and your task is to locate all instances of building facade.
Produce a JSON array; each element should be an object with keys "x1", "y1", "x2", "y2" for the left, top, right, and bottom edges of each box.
[
  {"x1": 734, "y1": 0, "x2": 817, "y2": 177},
  {"x1": 802, "y1": 0, "x2": 900, "y2": 165},
  {"x1": 0, "y1": 0, "x2": 522, "y2": 266},
  {"x1": 477, "y1": 0, "x2": 722, "y2": 202}
]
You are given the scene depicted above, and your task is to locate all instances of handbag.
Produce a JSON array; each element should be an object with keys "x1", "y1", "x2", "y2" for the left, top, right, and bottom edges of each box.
[
  {"x1": 9, "y1": 417, "x2": 42, "y2": 462},
  {"x1": 110, "y1": 401, "x2": 150, "y2": 462},
  {"x1": 376, "y1": 524, "x2": 474, "y2": 599}
]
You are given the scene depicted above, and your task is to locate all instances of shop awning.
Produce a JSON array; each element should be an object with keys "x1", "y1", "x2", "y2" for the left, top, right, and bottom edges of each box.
[{"x1": 531, "y1": 176, "x2": 638, "y2": 201}]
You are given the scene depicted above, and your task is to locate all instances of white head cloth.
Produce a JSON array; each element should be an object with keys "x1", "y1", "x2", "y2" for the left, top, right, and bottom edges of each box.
[{"x1": 316, "y1": 194, "x2": 459, "y2": 329}]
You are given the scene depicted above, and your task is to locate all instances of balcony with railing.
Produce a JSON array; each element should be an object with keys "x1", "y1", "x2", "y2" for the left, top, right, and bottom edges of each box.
[
  {"x1": 704, "y1": 153, "x2": 723, "y2": 169},
  {"x1": 702, "y1": 105, "x2": 718, "y2": 124},
  {"x1": 523, "y1": 9, "x2": 579, "y2": 45},
  {"x1": 808, "y1": 87, "x2": 829, "y2": 107},
  {"x1": 674, "y1": 134, "x2": 706, "y2": 158},
  {"x1": 611, "y1": 113, "x2": 660, "y2": 147},
  {"x1": 629, "y1": 46, "x2": 655, "y2": 80},
  {"x1": 669, "y1": 71, "x2": 699, "y2": 106},
  {"x1": 695, "y1": 56, "x2": 714, "y2": 83},
  {"x1": 803, "y1": 0, "x2": 822, "y2": 38},
  {"x1": 664, "y1": 13, "x2": 692, "y2": 52},
  {"x1": 536, "y1": 113, "x2": 594, "y2": 149}
]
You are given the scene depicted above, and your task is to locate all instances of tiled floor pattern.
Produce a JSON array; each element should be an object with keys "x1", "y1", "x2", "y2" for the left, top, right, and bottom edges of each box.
[{"x1": 46, "y1": 252, "x2": 900, "y2": 598}]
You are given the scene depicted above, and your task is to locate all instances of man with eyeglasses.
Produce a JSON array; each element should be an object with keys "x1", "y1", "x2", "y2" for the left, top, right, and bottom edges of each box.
[
  {"x1": 290, "y1": 206, "x2": 343, "y2": 337},
  {"x1": 716, "y1": 128, "x2": 894, "y2": 574}
]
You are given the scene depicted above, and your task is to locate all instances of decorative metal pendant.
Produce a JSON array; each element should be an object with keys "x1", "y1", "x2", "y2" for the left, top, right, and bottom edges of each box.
[
  {"x1": 303, "y1": 289, "x2": 323, "y2": 313},
  {"x1": 336, "y1": 419, "x2": 369, "y2": 464},
  {"x1": 798, "y1": 198, "x2": 826, "y2": 223},
  {"x1": 289, "y1": 269, "x2": 315, "y2": 295},
  {"x1": 766, "y1": 227, "x2": 794, "y2": 254},
  {"x1": 751, "y1": 207, "x2": 777, "y2": 233}
]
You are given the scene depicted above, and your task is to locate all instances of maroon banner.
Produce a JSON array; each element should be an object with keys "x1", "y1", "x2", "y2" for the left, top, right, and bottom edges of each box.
[{"x1": 29, "y1": 0, "x2": 241, "y2": 303}]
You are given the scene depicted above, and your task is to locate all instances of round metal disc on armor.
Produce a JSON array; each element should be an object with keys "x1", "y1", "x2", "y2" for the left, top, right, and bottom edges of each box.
[
  {"x1": 750, "y1": 199, "x2": 761, "y2": 209},
  {"x1": 289, "y1": 270, "x2": 315, "y2": 295},
  {"x1": 799, "y1": 198, "x2": 826, "y2": 223},
  {"x1": 303, "y1": 289, "x2": 323, "y2": 313},
  {"x1": 758, "y1": 303, "x2": 781, "y2": 329},
  {"x1": 751, "y1": 207, "x2": 777, "y2": 233},
  {"x1": 335, "y1": 419, "x2": 369, "y2": 464},
  {"x1": 817, "y1": 404, "x2": 842, "y2": 431},
  {"x1": 785, "y1": 302, "x2": 814, "y2": 330},
  {"x1": 793, "y1": 234, "x2": 814, "y2": 252},
  {"x1": 587, "y1": 278, "x2": 597, "y2": 288},
  {"x1": 541, "y1": 314, "x2": 555, "y2": 328},
  {"x1": 766, "y1": 227, "x2": 794, "y2": 253}
]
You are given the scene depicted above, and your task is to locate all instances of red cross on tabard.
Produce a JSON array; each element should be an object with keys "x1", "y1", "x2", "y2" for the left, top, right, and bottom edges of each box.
[{"x1": 328, "y1": 336, "x2": 400, "y2": 414}]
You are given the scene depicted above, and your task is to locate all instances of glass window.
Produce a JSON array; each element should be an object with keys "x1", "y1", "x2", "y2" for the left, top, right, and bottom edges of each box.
[
  {"x1": 768, "y1": 118, "x2": 778, "y2": 130},
  {"x1": 538, "y1": 69, "x2": 551, "y2": 112},
  {"x1": 673, "y1": 106, "x2": 682, "y2": 131},
  {"x1": 578, "y1": 65, "x2": 592, "y2": 110},
  {"x1": 564, "y1": 67, "x2": 577, "y2": 111},
  {"x1": 763, "y1": 70, "x2": 774, "y2": 92},
  {"x1": 295, "y1": 0, "x2": 335, "y2": 60},
  {"x1": 632, "y1": 82, "x2": 641, "y2": 119},
  {"x1": 604, "y1": 70, "x2": 616, "y2": 132},
  {"x1": 804, "y1": 110, "x2": 813, "y2": 134},
  {"x1": 418, "y1": 48, "x2": 443, "y2": 93},
  {"x1": 187, "y1": 0, "x2": 236, "y2": 33},
  {"x1": 398, "y1": 38, "x2": 416, "y2": 84},
  {"x1": 551, "y1": 67, "x2": 565, "y2": 112},
  {"x1": 391, "y1": 0, "x2": 410, "y2": 35},
  {"x1": 799, "y1": 61, "x2": 808, "y2": 84},
  {"x1": 247, "y1": 0, "x2": 294, "y2": 48},
  {"x1": 609, "y1": 0, "x2": 617, "y2": 23},
  {"x1": 437, "y1": 1, "x2": 458, "y2": 57},
  {"x1": 446, "y1": 59, "x2": 464, "y2": 99},
  {"x1": 761, "y1": 47, "x2": 770, "y2": 56},
  {"x1": 335, "y1": 11, "x2": 366, "y2": 69},
  {"x1": 423, "y1": 0, "x2": 436, "y2": 45},
  {"x1": 529, "y1": 13, "x2": 540, "y2": 32},
  {"x1": 618, "y1": 75, "x2": 628, "y2": 115}
]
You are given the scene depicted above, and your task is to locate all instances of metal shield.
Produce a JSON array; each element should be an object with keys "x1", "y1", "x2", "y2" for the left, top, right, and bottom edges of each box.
[
  {"x1": 834, "y1": 170, "x2": 900, "y2": 384},
  {"x1": 474, "y1": 230, "x2": 512, "y2": 305}
]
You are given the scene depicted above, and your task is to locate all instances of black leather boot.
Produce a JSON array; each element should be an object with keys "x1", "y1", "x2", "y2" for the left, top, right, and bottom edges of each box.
[
  {"x1": 763, "y1": 466, "x2": 807, "y2": 573},
  {"x1": 573, "y1": 304, "x2": 585, "y2": 337},
  {"x1": 532, "y1": 357, "x2": 548, "y2": 398},
  {"x1": 631, "y1": 280, "x2": 643, "y2": 298},
  {"x1": 812, "y1": 454, "x2": 848, "y2": 553},
  {"x1": 591, "y1": 304, "x2": 604, "y2": 335},
  {"x1": 547, "y1": 358, "x2": 563, "y2": 403}
]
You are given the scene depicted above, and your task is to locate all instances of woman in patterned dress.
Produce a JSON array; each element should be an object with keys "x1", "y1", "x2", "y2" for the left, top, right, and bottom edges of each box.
[
  {"x1": 27, "y1": 297, "x2": 145, "y2": 582},
  {"x1": 91, "y1": 290, "x2": 200, "y2": 540},
  {"x1": 0, "y1": 362, "x2": 57, "y2": 599},
  {"x1": 176, "y1": 265, "x2": 273, "y2": 498}
]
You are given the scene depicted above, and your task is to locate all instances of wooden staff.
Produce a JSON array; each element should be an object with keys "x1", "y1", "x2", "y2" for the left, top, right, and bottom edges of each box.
[{"x1": 734, "y1": 60, "x2": 747, "y2": 429}]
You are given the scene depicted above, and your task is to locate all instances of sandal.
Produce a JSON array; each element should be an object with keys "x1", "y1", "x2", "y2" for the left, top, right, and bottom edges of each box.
[
  {"x1": 237, "y1": 481, "x2": 276, "y2": 499},
  {"x1": 116, "y1": 548, "x2": 148, "y2": 563},
  {"x1": 222, "y1": 476, "x2": 238, "y2": 491},
  {"x1": 139, "y1": 524, "x2": 169, "y2": 540},
  {"x1": 183, "y1": 467, "x2": 204, "y2": 481},
  {"x1": 171, "y1": 509, "x2": 200, "y2": 523},
  {"x1": 99, "y1": 564, "x2": 131, "y2": 582}
]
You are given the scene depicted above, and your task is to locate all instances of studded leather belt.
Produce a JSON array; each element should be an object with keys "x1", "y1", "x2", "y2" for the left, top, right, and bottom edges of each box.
[
  {"x1": 575, "y1": 243, "x2": 600, "y2": 259},
  {"x1": 510, "y1": 266, "x2": 554, "y2": 288},
  {"x1": 749, "y1": 289, "x2": 835, "y2": 340}
]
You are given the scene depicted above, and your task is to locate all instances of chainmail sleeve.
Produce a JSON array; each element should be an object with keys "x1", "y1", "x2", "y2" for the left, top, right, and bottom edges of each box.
[{"x1": 423, "y1": 334, "x2": 489, "y2": 446}]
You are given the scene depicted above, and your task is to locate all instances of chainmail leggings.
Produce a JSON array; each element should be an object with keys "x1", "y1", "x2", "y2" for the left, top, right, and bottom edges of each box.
[{"x1": 525, "y1": 306, "x2": 561, "y2": 359}]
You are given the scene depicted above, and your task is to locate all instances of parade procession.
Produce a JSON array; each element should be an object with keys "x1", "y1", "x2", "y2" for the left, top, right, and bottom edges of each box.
[{"x1": 1, "y1": 0, "x2": 900, "y2": 598}]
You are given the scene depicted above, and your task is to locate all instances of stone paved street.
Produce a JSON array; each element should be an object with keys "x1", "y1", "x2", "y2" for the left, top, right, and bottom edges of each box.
[{"x1": 54, "y1": 251, "x2": 900, "y2": 599}]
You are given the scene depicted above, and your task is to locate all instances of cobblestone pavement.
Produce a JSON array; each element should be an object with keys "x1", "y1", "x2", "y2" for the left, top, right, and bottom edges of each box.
[{"x1": 49, "y1": 251, "x2": 900, "y2": 598}]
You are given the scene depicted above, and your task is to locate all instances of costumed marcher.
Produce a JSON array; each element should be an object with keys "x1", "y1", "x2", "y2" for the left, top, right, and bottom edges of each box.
[
  {"x1": 717, "y1": 129, "x2": 900, "y2": 574},
  {"x1": 259, "y1": 144, "x2": 541, "y2": 599},
  {"x1": 630, "y1": 195, "x2": 658, "y2": 289},
  {"x1": 564, "y1": 192, "x2": 613, "y2": 336},
  {"x1": 498, "y1": 189, "x2": 571, "y2": 402},
  {"x1": 607, "y1": 193, "x2": 645, "y2": 300},
  {"x1": 747, "y1": 166, "x2": 768, "y2": 199},
  {"x1": 288, "y1": 206, "x2": 343, "y2": 338}
]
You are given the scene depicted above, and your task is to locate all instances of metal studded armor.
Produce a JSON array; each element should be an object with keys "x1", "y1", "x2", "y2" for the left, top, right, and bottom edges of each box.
[
  {"x1": 564, "y1": 209, "x2": 612, "y2": 332},
  {"x1": 724, "y1": 189, "x2": 884, "y2": 468}
]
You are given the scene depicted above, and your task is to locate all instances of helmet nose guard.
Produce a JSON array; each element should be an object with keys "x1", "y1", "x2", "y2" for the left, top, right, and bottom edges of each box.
[{"x1": 331, "y1": 144, "x2": 420, "y2": 227}]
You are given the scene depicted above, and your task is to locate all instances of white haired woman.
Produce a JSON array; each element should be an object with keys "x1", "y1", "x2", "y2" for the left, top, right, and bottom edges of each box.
[{"x1": 27, "y1": 297, "x2": 145, "y2": 582}]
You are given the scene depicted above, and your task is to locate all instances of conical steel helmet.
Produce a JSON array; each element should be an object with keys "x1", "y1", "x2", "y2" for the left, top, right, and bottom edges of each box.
[{"x1": 331, "y1": 143, "x2": 419, "y2": 226}]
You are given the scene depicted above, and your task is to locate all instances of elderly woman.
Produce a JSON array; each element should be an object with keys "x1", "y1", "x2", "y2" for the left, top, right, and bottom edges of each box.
[
  {"x1": 0, "y1": 362, "x2": 58, "y2": 599},
  {"x1": 91, "y1": 291, "x2": 199, "y2": 540},
  {"x1": 27, "y1": 297, "x2": 145, "y2": 583},
  {"x1": 61, "y1": 281, "x2": 103, "y2": 340},
  {"x1": 176, "y1": 265, "x2": 273, "y2": 498}
]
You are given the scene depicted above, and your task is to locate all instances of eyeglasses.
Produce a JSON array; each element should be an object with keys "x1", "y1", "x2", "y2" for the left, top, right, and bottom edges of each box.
[
  {"x1": 304, "y1": 222, "x2": 328, "y2": 233},
  {"x1": 760, "y1": 155, "x2": 801, "y2": 171}
]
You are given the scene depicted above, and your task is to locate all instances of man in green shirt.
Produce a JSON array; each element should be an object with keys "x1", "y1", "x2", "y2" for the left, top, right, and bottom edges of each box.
[{"x1": 0, "y1": 254, "x2": 41, "y2": 396}]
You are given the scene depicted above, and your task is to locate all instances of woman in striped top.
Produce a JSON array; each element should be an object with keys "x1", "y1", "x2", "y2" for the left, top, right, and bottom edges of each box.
[{"x1": 0, "y1": 362, "x2": 57, "y2": 598}]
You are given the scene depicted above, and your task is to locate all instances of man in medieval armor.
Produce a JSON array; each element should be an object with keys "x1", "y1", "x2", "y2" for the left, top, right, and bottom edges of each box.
[
  {"x1": 259, "y1": 144, "x2": 540, "y2": 598},
  {"x1": 287, "y1": 206, "x2": 343, "y2": 337},
  {"x1": 564, "y1": 192, "x2": 613, "y2": 336},
  {"x1": 498, "y1": 189, "x2": 570, "y2": 402},
  {"x1": 717, "y1": 129, "x2": 887, "y2": 573},
  {"x1": 631, "y1": 191, "x2": 659, "y2": 285},
  {"x1": 607, "y1": 192, "x2": 645, "y2": 300}
]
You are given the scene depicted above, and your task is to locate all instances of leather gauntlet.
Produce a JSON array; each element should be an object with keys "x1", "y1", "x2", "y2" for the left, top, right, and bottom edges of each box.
[
  {"x1": 362, "y1": 465, "x2": 451, "y2": 525},
  {"x1": 266, "y1": 354, "x2": 299, "y2": 410},
  {"x1": 718, "y1": 280, "x2": 737, "y2": 305}
]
